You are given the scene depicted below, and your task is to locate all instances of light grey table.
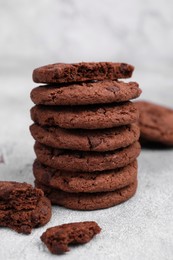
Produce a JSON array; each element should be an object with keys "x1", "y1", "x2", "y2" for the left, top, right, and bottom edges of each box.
[{"x1": 0, "y1": 71, "x2": 173, "y2": 260}]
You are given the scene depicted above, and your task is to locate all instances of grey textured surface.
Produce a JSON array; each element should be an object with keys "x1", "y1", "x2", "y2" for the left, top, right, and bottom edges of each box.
[
  {"x1": 1, "y1": 0, "x2": 173, "y2": 74},
  {"x1": 0, "y1": 72, "x2": 173, "y2": 260}
]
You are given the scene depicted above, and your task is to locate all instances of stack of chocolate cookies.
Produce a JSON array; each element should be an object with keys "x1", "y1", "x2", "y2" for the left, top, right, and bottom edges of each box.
[{"x1": 30, "y1": 62, "x2": 142, "y2": 210}]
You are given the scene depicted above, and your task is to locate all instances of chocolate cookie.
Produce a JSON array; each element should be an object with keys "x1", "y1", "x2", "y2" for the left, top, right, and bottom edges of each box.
[
  {"x1": 41, "y1": 221, "x2": 101, "y2": 254},
  {"x1": 32, "y1": 62, "x2": 134, "y2": 84},
  {"x1": 30, "y1": 101, "x2": 139, "y2": 129},
  {"x1": 30, "y1": 81, "x2": 141, "y2": 106},
  {"x1": 0, "y1": 181, "x2": 43, "y2": 210},
  {"x1": 0, "y1": 181, "x2": 51, "y2": 234},
  {"x1": 136, "y1": 101, "x2": 173, "y2": 145},
  {"x1": 0, "y1": 196, "x2": 51, "y2": 234},
  {"x1": 34, "y1": 141, "x2": 140, "y2": 172},
  {"x1": 33, "y1": 160, "x2": 137, "y2": 193},
  {"x1": 30, "y1": 123, "x2": 140, "y2": 151},
  {"x1": 35, "y1": 181, "x2": 137, "y2": 210}
]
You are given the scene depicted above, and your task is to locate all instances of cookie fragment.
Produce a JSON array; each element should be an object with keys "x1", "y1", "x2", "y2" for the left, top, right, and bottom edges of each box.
[
  {"x1": 0, "y1": 197, "x2": 51, "y2": 234},
  {"x1": 33, "y1": 62, "x2": 134, "y2": 84},
  {"x1": 41, "y1": 221, "x2": 101, "y2": 254},
  {"x1": 0, "y1": 181, "x2": 52, "y2": 234},
  {"x1": 0, "y1": 181, "x2": 43, "y2": 210}
]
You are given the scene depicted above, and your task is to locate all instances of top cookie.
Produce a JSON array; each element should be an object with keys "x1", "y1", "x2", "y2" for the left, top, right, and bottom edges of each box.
[
  {"x1": 135, "y1": 101, "x2": 173, "y2": 145},
  {"x1": 32, "y1": 62, "x2": 134, "y2": 84},
  {"x1": 31, "y1": 80, "x2": 141, "y2": 106}
]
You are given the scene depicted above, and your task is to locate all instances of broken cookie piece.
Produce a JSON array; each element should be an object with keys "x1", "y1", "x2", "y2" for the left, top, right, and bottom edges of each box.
[
  {"x1": 0, "y1": 181, "x2": 51, "y2": 234},
  {"x1": 0, "y1": 181, "x2": 44, "y2": 210},
  {"x1": 41, "y1": 221, "x2": 101, "y2": 254}
]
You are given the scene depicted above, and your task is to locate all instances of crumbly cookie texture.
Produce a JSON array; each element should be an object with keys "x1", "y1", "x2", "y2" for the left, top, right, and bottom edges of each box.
[
  {"x1": 33, "y1": 62, "x2": 134, "y2": 84},
  {"x1": 0, "y1": 181, "x2": 51, "y2": 234},
  {"x1": 0, "y1": 181, "x2": 43, "y2": 210},
  {"x1": 41, "y1": 221, "x2": 101, "y2": 254}
]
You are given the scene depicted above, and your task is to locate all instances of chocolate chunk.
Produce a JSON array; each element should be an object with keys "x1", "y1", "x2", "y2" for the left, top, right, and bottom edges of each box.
[{"x1": 106, "y1": 86, "x2": 120, "y2": 92}]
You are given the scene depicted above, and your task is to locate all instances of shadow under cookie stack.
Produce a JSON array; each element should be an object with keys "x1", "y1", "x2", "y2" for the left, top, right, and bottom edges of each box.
[{"x1": 30, "y1": 62, "x2": 142, "y2": 210}]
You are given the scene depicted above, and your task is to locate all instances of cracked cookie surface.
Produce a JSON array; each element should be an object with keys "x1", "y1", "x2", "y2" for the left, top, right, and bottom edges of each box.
[
  {"x1": 33, "y1": 160, "x2": 137, "y2": 193},
  {"x1": 32, "y1": 62, "x2": 134, "y2": 84},
  {"x1": 31, "y1": 101, "x2": 139, "y2": 129},
  {"x1": 31, "y1": 80, "x2": 141, "y2": 106},
  {"x1": 30, "y1": 123, "x2": 140, "y2": 151},
  {"x1": 34, "y1": 141, "x2": 141, "y2": 172},
  {"x1": 35, "y1": 180, "x2": 137, "y2": 210}
]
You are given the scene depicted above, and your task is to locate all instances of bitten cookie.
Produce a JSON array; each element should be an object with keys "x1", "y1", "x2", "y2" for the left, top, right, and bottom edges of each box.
[
  {"x1": 0, "y1": 181, "x2": 51, "y2": 234},
  {"x1": 30, "y1": 123, "x2": 140, "y2": 152},
  {"x1": 35, "y1": 181, "x2": 137, "y2": 210},
  {"x1": 33, "y1": 160, "x2": 137, "y2": 193},
  {"x1": 41, "y1": 221, "x2": 101, "y2": 254},
  {"x1": 32, "y1": 62, "x2": 134, "y2": 84},
  {"x1": 30, "y1": 81, "x2": 141, "y2": 106},
  {"x1": 135, "y1": 101, "x2": 173, "y2": 145},
  {"x1": 30, "y1": 101, "x2": 139, "y2": 129},
  {"x1": 34, "y1": 141, "x2": 141, "y2": 172}
]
